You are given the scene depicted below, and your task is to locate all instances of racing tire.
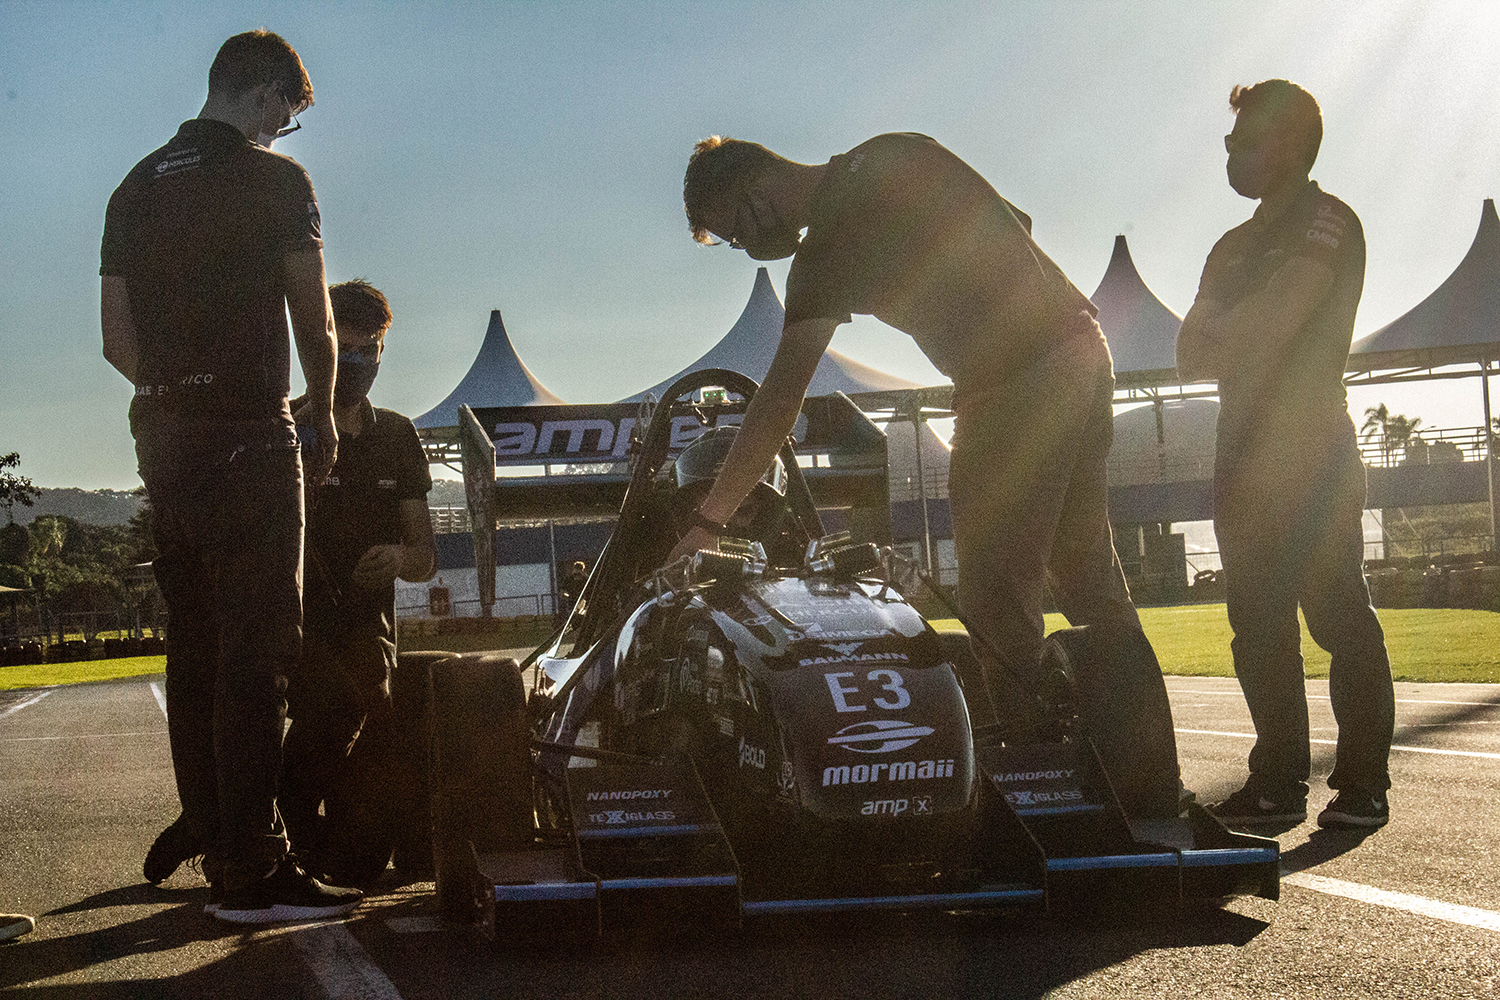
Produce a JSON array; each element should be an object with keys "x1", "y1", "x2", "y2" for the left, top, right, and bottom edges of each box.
[
  {"x1": 1046, "y1": 626, "x2": 1181, "y2": 819},
  {"x1": 389, "y1": 650, "x2": 457, "y2": 879},
  {"x1": 428, "y1": 653, "x2": 534, "y2": 923},
  {"x1": 936, "y1": 629, "x2": 998, "y2": 729}
]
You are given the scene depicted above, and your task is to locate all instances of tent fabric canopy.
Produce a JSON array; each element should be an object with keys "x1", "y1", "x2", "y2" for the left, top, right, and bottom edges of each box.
[
  {"x1": 616, "y1": 268, "x2": 920, "y2": 403},
  {"x1": 413, "y1": 310, "x2": 566, "y2": 429},
  {"x1": 1348, "y1": 199, "x2": 1500, "y2": 373},
  {"x1": 1089, "y1": 234, "x2": 1184, "y2": 390}
]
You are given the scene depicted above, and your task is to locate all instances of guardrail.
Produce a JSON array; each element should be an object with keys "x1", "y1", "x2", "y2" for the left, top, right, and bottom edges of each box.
[{"x1": 397, "y1": 592, "x2": 558, "y2": 620}]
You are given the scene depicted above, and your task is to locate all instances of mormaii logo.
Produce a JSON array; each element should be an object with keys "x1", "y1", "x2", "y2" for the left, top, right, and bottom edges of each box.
[
  {"x1": 822, "y1": 642, "x2": 863, "y2": 656},
  {"x1": 827, "y1": 719, "x2": 934, "y2": 754},
  {"x1": 824, "y1": 758, "x2": 955, "y2": 786},
  {"x1": 586, "y1": 789, "x2": 673, "y2": 801}
]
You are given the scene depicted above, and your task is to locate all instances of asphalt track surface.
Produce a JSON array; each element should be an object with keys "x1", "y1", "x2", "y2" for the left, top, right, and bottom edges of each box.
[{"x1": 2, "y1": 667, "x2": 1497, "y2": 999}]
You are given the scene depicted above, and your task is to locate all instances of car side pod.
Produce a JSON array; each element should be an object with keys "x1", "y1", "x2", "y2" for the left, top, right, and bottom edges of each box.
[
  {"x1": 976, "y1": 739, "x2": 1279, "y2": 912},
  {"x1": 473, "y1": 758, "x2": 741, "y2": 943}
]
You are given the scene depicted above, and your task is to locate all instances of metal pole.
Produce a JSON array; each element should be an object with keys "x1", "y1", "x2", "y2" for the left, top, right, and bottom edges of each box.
[
  {"x1": 1482, "y1": 356, "x2": 1496, "y2": 550},
  {"x1": 910, "y1": 401, "x2": 935, "y2": 579},
  {"x1": 547, "y1": 519, "x2": 559, "y2": 618}
]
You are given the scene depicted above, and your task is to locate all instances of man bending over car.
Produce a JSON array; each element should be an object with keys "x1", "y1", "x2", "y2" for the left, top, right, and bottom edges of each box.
[{"x1": 672, "y1": 133, "x2": 1171, "y2": 753}]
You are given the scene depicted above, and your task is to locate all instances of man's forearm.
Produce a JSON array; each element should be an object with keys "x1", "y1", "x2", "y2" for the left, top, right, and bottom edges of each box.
[
  {"x1": 285, "y1": 249, "x2": 337, "y2": 409},
  {"x1": 1210, "y1": 259, "x2": 1335, "y2": 391},
  {"x1": 1176, "y1": 298, "x2": 1223, "y2": 383},
  {"x1": 696, "y1": 317, "x2": 836, "y2": 526}
]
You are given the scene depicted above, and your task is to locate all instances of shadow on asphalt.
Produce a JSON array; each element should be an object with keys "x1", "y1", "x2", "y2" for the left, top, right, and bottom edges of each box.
[
  {"x1": 475, "y1": 902, "x2": 1273, "y2": 999},
  {"x1": 1, "y1": 896, "x2": 305, "y2": 999},
  {"x1": 1278, "y1": 825, "x2": 1382, "y2": 875}
]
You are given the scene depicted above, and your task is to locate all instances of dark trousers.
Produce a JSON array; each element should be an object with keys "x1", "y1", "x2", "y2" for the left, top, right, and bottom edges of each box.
[
  {"x1": 949, "y1": 320, "x2": 1156, "y2": 733},
  {"x1": 1215, "y1": 424, "x2": 1394, "y2": 796},
  {"x1": 138, "y1": 420, "x2": 303, "y2": 889},
  {"x1": 279, "y1": 689, "x2": 366, "y2": 859},
  {"x1": 280, "y1": 616, "x2": 398, "y2": 883}
]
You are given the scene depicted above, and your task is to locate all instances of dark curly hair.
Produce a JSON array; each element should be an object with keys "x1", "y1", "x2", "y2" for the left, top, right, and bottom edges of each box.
[
  {"x1": 329, "y1": 279, "x2": 392, "y2": 336},
  {"x1": 1230, "y1": 79, "x2": 1322, "y2": 171}
]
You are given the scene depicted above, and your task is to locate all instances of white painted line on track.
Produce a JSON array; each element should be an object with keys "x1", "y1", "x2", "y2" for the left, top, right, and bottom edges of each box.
[
  {"x1": 150, "y1": 681, "x2": 167, "y2": 720},
  {"x1": 3, "y1": 730, "x2": 167, "y2": 742},
  {"x1": 1283, "y1": 872, "x2": 1500, "y2": 935},
  {"x1": 1168, "y1": 687, "x2": 1499, "y2": 708},
  {"x1": 1175, "y1": 728, "x2": 1500, "y2": 760},
  {"x1": 285, "y1": 920, "x2": 404, "y2": 1000},
  {"x1": 0, "y1": 689, "x2": 53, "y2": 720}
]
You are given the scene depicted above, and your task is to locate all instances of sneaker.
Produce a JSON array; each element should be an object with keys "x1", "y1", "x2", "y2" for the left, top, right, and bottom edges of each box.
[
  {"x1": 1318, "y1": 790, "x2": 1390, "y2": 829},
  {"x1": 212, "y1": 860, "x2": 362, "y2": 924},
  {"x1": 144, "y1": 814, "x2": 202, "y2": 885},
  {"x1": 0, "y1": 913, "x2": 34, "y2": 943},
  {"x1": 1207, "y1": 783, "x2": 1307, "y2": 824}
]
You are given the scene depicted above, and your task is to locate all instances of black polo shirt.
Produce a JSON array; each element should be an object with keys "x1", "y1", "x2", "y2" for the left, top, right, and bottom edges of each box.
[
  {"x1": 101, "y1": 118, "x2": 323, "y2": 428},
  {"x1": 785, "y1": 133, "x2": 1097, "y2": 392},
  {"x1": 301, "y1": 401, "x2": 432, "y2": 633},
  {"x1": 1198, "y1": 179, "x2": 1365, "y2": 454}
]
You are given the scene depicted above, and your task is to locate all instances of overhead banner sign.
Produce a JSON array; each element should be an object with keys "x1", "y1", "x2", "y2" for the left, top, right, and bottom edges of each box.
[{"x1": 469, "y1": 394, "x2": 883, "y2": 468}]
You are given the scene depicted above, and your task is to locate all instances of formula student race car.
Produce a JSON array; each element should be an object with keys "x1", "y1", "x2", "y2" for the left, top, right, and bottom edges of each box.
[{"x1": 425, "y1": 369, "x2": 1279, "y2": 938}]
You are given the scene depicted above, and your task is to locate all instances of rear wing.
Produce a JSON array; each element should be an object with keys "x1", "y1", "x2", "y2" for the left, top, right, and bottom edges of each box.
[{"x1": 458, "y1": 392, "x2": 889, "y2": 612}]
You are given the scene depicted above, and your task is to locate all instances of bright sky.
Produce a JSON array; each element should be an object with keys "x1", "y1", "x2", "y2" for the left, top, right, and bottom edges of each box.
[{"x1": 4, "y1": 0, "x2": 1499, "y2": 489}]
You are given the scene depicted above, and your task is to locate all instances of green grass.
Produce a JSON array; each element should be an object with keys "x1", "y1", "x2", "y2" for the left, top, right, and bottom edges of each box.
[
  {"x1": 932, "y1": 603, "x2": 1500, "y2": 685},
  {"x1": 0, "y1": 656, "x2": 165, "y2": 691},
  {"x1": 6, "y1": 604, "x2": 1500, "y2": 690}
]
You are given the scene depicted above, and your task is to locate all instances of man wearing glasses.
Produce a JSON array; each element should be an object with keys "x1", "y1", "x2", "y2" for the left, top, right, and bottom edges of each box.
[
  {"x1": 280, "y1": 279, "x2": 436, "y2": 886},
  {"x1": 101, "y1": 30, "x2": 360, "y2": 922},
  {"x1": 1177, "y1": 80, "x2": 1394, "y2": 830},
  {"x1": 674, "y1": 134, "x2": 1177, "y2": 813}
]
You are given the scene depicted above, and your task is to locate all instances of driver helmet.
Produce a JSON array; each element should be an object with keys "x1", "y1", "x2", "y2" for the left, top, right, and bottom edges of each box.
[{"x1": 674, "y1": 425, "x2": 787, "y2": 495}]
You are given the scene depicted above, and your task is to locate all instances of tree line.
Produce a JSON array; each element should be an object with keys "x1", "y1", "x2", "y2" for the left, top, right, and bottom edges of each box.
[{"x1": 2, "y1": 452, "x2": 158, "y2": 642}]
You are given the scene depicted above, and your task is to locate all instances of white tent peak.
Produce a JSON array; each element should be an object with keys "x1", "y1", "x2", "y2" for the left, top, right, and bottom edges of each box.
[
  {"x1": 1090, "y1": 234, "x2": 1183, "y2": 386},
  {"x1": 617, "y1": 267, "x2": 920, "y2": 403},
  {"x1": 1351, "y1": 199, "x2": 1500, "y2": 366},
  {"x1": 413, "y1": 309, "x2": 565, "y2": 428}
]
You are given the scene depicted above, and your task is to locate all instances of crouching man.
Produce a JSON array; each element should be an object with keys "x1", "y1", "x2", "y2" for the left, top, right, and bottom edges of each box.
[{"x1": 281, "y1": 279, "x2": 437, "y2": 882}]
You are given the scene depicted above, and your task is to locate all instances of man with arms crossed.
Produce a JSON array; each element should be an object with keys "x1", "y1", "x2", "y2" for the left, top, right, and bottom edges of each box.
[
  {"x1": 1178, "y1": 80, "x2": 1394, "y2": 828},
  {"x1": 675, "y1": 134, "x2": 1172, "y2": 779},
  {"x1": 101, "y1": 30, "x2": 362, "y2": 921}
]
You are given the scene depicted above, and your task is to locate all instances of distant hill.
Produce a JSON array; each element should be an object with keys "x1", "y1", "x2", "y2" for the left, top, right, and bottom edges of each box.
[
  {"x1": 14, "y1": 480, "x2": 470, "y2": 527},
  {"x1": 14, "y1": 488, "x2": 143, "y2": 527}
]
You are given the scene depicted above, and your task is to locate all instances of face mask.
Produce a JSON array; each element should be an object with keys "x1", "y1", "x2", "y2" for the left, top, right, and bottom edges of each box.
[
  {"x1": 334, "y1": 350, "x2": 380, "y2": 405},
  {"x1": 255, "y1": 132, "x2": 278, "y2": 149}
]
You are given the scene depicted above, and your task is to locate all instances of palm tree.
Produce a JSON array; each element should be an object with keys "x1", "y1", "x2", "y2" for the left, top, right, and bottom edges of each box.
[
  {"x1": 1359, "y1": 405, "x2": 1424, "y2": 467},
  {"x1": 1389, "y1": 414, "x2": 1423, "y2": 464},
  {"x1": 1360, "y1": 404, "x2": 1395, "y2": 466}
]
